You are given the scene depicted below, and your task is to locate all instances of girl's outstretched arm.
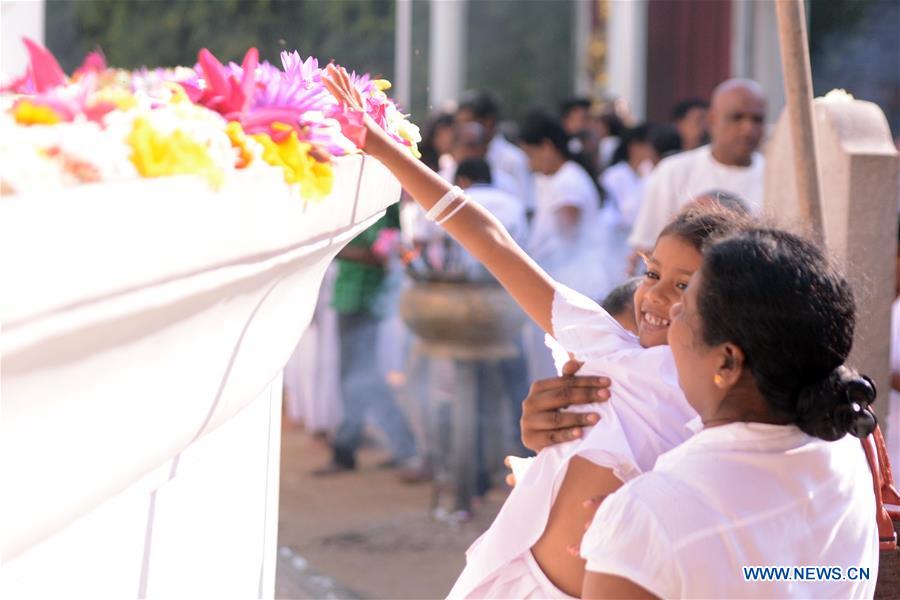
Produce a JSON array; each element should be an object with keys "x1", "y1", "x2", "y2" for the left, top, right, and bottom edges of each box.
[{"x1": 323, "y1": 65, "x2": 556, "y2": 334}]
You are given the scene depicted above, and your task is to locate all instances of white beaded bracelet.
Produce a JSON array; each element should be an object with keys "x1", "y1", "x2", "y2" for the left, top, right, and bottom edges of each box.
[
  {"x1": 436, "y1": 194, "x2": 470, "y2": 226},
  {"x1": 425, "y1": 185, "x2": 465, "y2": 222}
]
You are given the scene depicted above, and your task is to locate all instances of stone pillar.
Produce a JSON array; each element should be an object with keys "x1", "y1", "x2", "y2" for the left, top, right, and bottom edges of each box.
[
  {"x1": 572, "y1": 0, "x2": 593, "y2": 96},
  {"x1": 1, "y1": 0, "x2": 45, "y2": 82},
  {"x1": 764, "y1": 91, "x2": 900, "y2": 438},
  {"x1": 730, "y1": 0, "x2": 786, "y2": 124},
  {"x1": 428, "y1": 0, "x2": 466, "y2": 110},
  {"x1": 606, "y1": 0, "x2": 646, "y2": 119},
  {"x1": 393, "y1": 0, "x2": 413, "y2": 110}
]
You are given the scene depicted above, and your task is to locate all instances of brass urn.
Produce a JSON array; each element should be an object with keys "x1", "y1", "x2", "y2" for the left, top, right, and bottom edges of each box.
[{"x1": 399, "y1": 280, "x2": 527, "y2": 360}]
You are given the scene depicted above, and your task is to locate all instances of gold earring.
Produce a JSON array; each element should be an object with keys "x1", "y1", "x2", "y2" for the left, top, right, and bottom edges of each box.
[{"x1": 714, "y1": 374, "x2": 724, "y2": 387}]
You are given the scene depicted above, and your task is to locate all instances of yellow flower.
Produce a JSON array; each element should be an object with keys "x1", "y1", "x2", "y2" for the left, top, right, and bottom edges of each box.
[
  {"x1": 396, "y1": 119, "x2": 422, "y2": 159},
  {"x1": 127, "y1": 117, "x2": 222, "y2": 187},
  {"x1": 225, "y1": 121, "x2": 254, "y2": 168},
  {"x1": 165, "y1": 82, "x2": 192, "y2": 104},
  {"x1": 252, "y1": 124, "x2": 333, "y2": 200},
  {"x1": 13, "y1": 100, "x2": 63, "y2": 125},
  {"x1": 92, "y1": 87, "x2": 137, "y2": 111}
]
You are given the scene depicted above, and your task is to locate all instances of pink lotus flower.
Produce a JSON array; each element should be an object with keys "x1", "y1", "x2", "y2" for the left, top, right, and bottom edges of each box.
[
  {"x1": 73, "y1": 50, "x2": 107, "y2": 79},
  {"x1": 2, "y1": 38, "x2": 67, "y2": 94},
  {"x1": 180, "y1": 47, "x2": 258, "y2": 119}
]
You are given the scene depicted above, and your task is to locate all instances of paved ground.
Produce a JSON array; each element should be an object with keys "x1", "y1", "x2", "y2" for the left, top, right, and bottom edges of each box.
[{"x1": 274, "y1": 424, "x2": 507, "y2": 599}]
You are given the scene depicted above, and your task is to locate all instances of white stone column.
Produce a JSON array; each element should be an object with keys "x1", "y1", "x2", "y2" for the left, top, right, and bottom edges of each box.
[
  {"x1": 1, "y1": 0, "x2": 45, "y2": 82},
  {"x1": 730, "y1": 0, "x2": 786, "y2": 124},
  {"x1": 606, "y1": 0, "x2": 647, "y2": 119},
  {"x1": 394, "y1": 0, "x2": 413, "y2": 110},
  {"x1": 428, "y1": 0, "x2": 467, "y2": 110},
  {"x1": 573, "y1": 0, "x2": 593, "y2": 96}
]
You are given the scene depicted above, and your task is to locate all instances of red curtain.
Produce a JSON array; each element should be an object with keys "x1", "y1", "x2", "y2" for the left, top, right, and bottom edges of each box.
[{"x1": 645, "y1": 0, "x2": 732, "y2": 122}]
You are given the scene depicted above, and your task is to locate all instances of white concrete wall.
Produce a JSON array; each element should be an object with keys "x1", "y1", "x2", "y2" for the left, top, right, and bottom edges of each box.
[{"x1": 0, "y1": 156, "x2": 401, "y2": 598}]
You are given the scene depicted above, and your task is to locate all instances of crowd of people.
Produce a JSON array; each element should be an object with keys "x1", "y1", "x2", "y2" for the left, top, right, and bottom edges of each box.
[{"x1": 282, "y1": 67, "x2": 897, "y2": 597}]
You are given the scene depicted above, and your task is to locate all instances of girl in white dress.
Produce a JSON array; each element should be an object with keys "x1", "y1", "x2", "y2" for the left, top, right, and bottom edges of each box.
[{"x1": 321, "y1": 67, "x2": 744, "y2": 598}]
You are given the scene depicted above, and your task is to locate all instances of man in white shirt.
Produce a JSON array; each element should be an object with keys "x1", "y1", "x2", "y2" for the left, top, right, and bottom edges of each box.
[
  {"x1": 629, "y1": 79, "x2": 766, "y2": 253},
  {"x1": 456, "y1": 90, "x2": 536, "y2": 217}
]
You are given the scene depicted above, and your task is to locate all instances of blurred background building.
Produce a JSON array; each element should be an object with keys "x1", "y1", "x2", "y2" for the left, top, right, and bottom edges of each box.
[{"x1": 3, "y1": 0, "x2": 897, "y2": 135}]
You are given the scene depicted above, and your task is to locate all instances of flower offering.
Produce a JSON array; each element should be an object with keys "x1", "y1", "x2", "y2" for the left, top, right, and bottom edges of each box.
[{"x1": 0, "y1": 39, "x2": 420, "y2": 199}]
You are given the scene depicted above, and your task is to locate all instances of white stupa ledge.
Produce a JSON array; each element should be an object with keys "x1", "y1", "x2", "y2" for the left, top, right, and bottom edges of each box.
[{"x1": 0, "y1": 154, "x2": 400, "y2": 598}]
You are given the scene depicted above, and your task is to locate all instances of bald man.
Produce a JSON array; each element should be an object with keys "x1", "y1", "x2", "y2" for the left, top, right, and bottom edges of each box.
[{"x1": 628, "y1": 79, "x2": 766, "y2": 253}]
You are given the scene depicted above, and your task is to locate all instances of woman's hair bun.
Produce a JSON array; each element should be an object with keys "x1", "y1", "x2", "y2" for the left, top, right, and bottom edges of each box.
[{"x1": 795, "y1": 366, "x2": 877, "y2": 441}]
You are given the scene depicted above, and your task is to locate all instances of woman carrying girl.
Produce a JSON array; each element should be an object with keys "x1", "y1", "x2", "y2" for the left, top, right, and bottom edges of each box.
[{"x1": 321, "y1": 66, "x2": 878, "y2": 599}]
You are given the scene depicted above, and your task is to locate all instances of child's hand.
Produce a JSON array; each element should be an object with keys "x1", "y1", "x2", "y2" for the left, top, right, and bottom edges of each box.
[
  {"x1": 322, "y1": 64, "x2": 365, "y2": 112},
  {"x1": 322, "y1": 64, "x2": 387, "y2": 154},
  {"x1": 503, "y1": 455, "x2": 535, "y2": 487}
]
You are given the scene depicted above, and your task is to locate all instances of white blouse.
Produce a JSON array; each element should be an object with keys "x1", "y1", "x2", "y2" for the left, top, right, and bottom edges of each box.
[
  {"x1": 447, "y1": 285, "x2": 696, "y2": 599},
  {"x1": 581, "y1": 423, "x2": 879, "y2": 599}
]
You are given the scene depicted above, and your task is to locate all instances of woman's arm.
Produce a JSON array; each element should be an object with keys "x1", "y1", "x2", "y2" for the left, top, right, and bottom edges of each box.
[
  {"x1": 323, "y1": 66, "x2": 556, "y2": 334},
  {"x1": 520, "y1": 359, "x2": 609, "y2": 452}
]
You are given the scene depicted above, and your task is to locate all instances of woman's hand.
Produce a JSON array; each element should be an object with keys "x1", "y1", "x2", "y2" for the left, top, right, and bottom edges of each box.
[{"x1": 520, "y1": 359, "x2": 611, "y2": 452}]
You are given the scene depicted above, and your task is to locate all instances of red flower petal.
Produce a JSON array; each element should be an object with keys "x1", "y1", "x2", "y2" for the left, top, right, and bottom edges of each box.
[{"x1": 23, "y1": 37, "x2": 66, "y2": 93}]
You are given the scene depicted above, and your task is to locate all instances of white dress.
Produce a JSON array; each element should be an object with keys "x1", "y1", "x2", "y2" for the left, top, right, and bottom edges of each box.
[
  {"x1": 628, "y1": 145, "x2": 765, "y2": 250},
  {"x1": 582, "y1": 423, "x2": 879, "y2": 599},
  {"x1": 447, "y1": 285, "x2": 698, "y2": 599}
]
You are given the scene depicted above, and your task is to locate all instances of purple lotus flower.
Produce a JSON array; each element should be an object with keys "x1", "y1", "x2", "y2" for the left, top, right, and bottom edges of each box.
[{"x1": 280, "y1": 51, "x2": 320, "y2": 89}]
